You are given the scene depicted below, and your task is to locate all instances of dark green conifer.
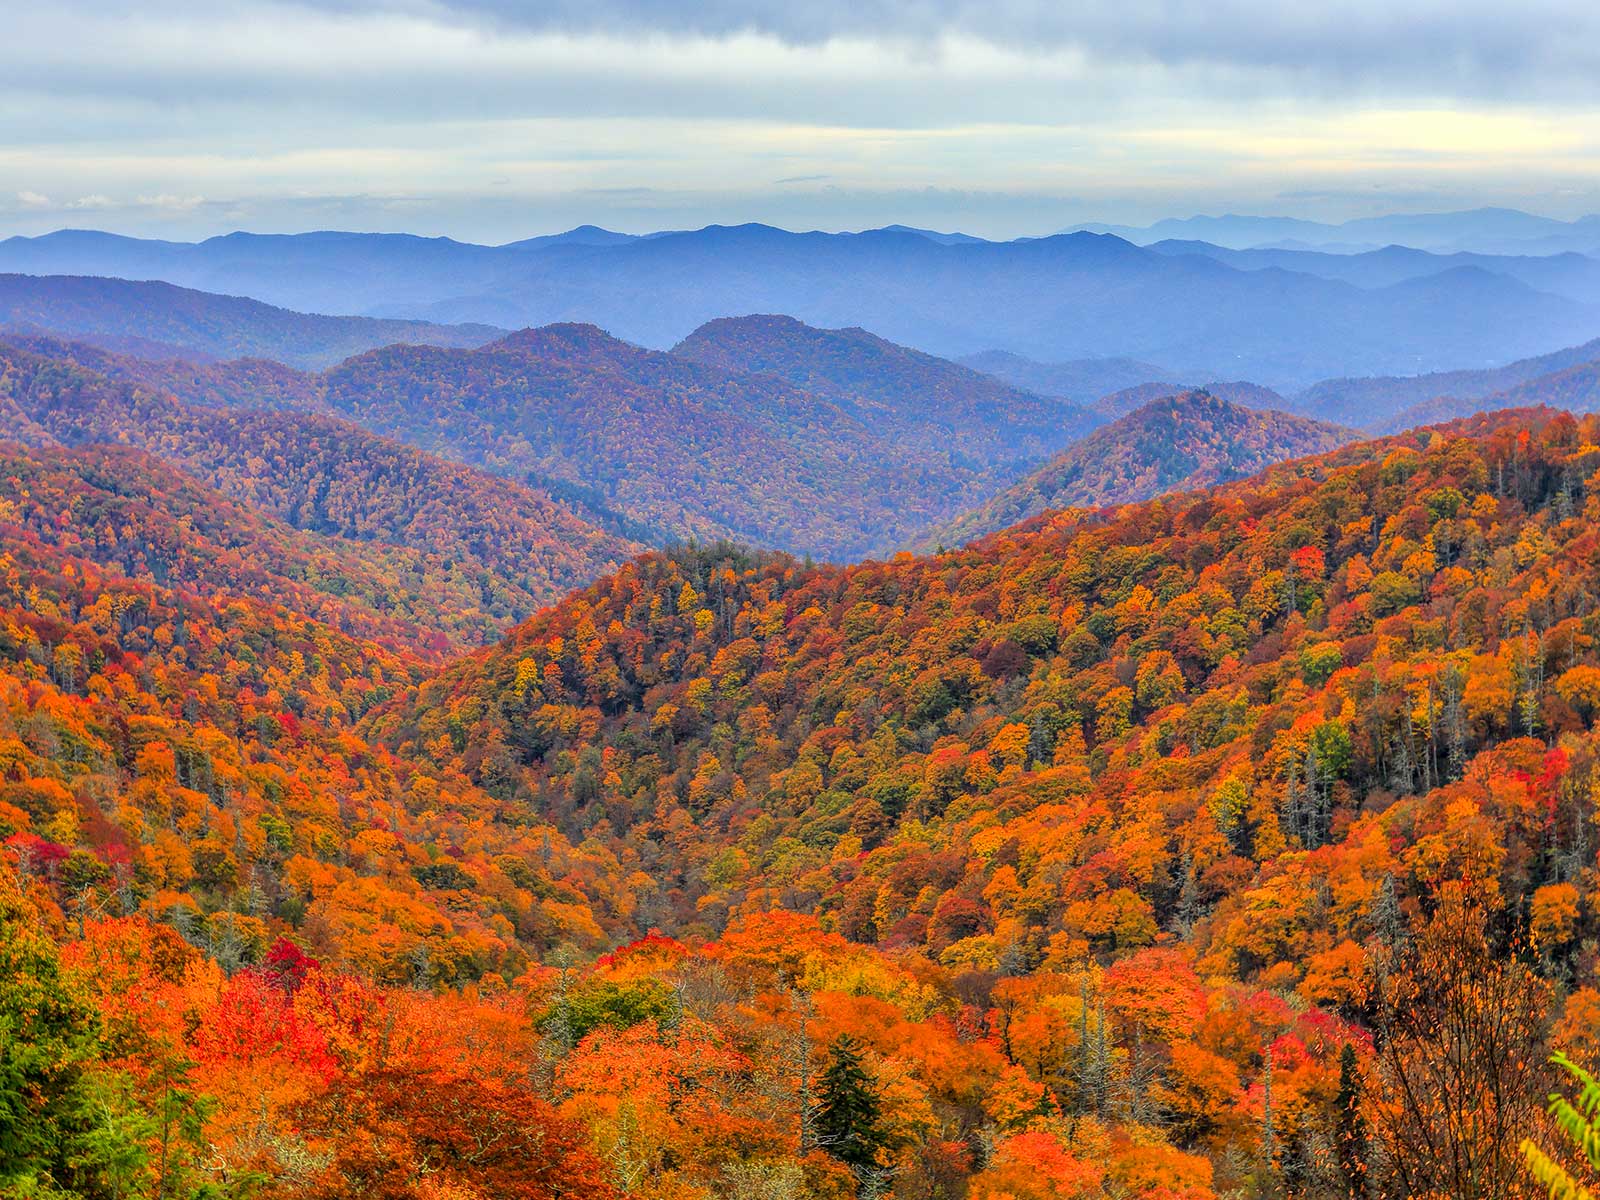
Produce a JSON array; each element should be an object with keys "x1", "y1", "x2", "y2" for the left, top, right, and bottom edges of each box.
[{"x1": 816, "y1": 1035, "x2": 887, "y2": 1174}]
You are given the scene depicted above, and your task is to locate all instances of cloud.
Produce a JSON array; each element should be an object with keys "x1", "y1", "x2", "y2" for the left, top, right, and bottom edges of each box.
[
  {"x1": 24, "y1": 0, "x2": 1600, "y2": 105},
  {"x1": 1, "y1": 0, "x2": 1597, "y2": 240},
  {"x1": 273, "y1": 0, "x2": 1600, "y2": 97}
]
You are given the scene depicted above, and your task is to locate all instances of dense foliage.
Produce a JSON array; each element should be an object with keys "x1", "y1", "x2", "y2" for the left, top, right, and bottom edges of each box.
[
  {"x1": 674, "y1": 314, "x2": 1098, "y2": 471},
  {"x1": 1521, "y1": 1051, "x2": 1600, "y2": 1199},
  {"x1": 8, "y1": 333, "x2": 328, "y2": 412},
  {"x1": 314, "y1": 325, "x2": 1012, "y2": 558},
  {"x1": 2, "y1": 339, "x2": 641, "y2": 641},
  {"x1": 930, "y1": 391, "x2": 1353, "y2": 546},
  {"x1": 369, "y1": 404, "x2": 1596, "y2": 1194},
  {"x1": 4, "y1": 394, "x2": 1599, "y2": 1198}
]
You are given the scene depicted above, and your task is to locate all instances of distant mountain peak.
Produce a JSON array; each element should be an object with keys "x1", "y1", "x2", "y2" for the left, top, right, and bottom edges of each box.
[
  {"x1": 489, "y1": 322, "x2": 640, "y2": 364},
  {"x1": 927, "y1": 387, "x2": 1353, "y2": 546}
]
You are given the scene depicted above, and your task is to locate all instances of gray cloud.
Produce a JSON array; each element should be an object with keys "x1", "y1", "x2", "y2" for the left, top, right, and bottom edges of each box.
[
  {"x1": 279, "y1": 0, "x2": 1600, "y2": 97},
  {"x1": 3, "y1": 0, "x2": 1598, "y2": 241}
]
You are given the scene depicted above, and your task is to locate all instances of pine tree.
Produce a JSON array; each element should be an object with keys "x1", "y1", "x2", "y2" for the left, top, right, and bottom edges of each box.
[
  {"x1": 0, "y1": 861, "x2": 145, "y2": 1196},
  {"x1": 816, "y1": 1035, "x2": 887, "y2": 1175},
  {"x1": 1335, "y1": 1043, "x2": 1369, "y2": 1198}
]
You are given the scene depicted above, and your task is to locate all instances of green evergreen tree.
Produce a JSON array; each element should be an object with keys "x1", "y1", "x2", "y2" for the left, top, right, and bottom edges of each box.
[
  {"x1": 1334, "y1": 1042, "x2": 1369, "y2": 1198},
  {"x1": 816, "y1": 1035, "x2": 887, "y2": 1175},
  {"x1": 0, "y1": 863, "x2": 117, "y2": 1196}
]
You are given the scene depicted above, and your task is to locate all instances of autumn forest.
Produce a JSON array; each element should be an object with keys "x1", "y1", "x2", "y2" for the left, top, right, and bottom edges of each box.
[{"x1": 4, "y1": 259, "x2": 1600, "y2": 1200}]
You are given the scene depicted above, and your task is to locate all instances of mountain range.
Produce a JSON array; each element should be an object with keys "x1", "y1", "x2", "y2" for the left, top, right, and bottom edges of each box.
[
  {"x1": 1070, "y1": 206, "x2": 1600, "y2": 255},
  {"x1": 10, "y1": 270, "x2": 1600, "y2": 563},
  {"x1": 1145, "y1": 238, "x2": 1600, "y2": 307},
  {"x1": 977, "y1": 330, "x2": 1600, "y2": 437},
  {"x1": 6, "y1": 222, "x2": 1600, "y2": 385},
  {"x1": 0, "y1": 308, "x2": 1100, "y2": 561}
]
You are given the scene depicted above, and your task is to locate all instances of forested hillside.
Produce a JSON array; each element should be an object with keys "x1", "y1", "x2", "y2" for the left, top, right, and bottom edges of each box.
[
  {"x1": 929, "y1": 392, "x2": 1353, "y2": 546},
  {"x1": 9, "y1": 321, "x2": 1075, "y2": 561},
  {"x1": 5, "y1": 387, "x2": 1600, "y2": 1197},
  {"x1": 341, "y1": 405, "x2": 1595, "y2": 1196},
  {"x1": 1291, "y1": 334, "x2": 1600, "y2": 429},
  {"x1": 1088, "y1": 380, "x2": 1289, "y2": 420},
  {"x1": 9, "y1": 332, "x2": 328, "y2": 412},
  {"x1": 1, "y1": 339, "x2": 640, "y2": 640},
  {"x1": 674, "y1": 315, "x2": 1099, "y2": 468},
  {"x1": 312, "y1": 325, "x2": 1008, "y2": 558},
  {"x1": 0, "y1": 443, "x2": 558, "y2": 654},
  {"x1": 0, "y1": 273, "x2": 502, "y2": 367}
]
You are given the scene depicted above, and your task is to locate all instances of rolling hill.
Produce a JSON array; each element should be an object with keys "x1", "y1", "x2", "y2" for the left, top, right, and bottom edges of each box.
[
  {"x1": 0, "y1": 338, "x2": 640, "y2": 641},
  {"x1": 3, "y1": 330, "x2": 326, "y2": 411},
  {"x1": 1290, "y1": 333, "x2": 1600, "y2": 428},
  {"x1": 925, "y1": 391, "x2": 1355, "y2": 546},
  {"x1": 671, "y1": 314, "x2": 1099, "y2": 469},
  {"x1": 7, "y1": 316, "x2": 1104, "y2": 562},
  {"x1": 0, "y1": 273, "x2": 504, "y2": 367},
  {"x1": 308, "y1": 323, "x2": 1028, "y2": 559},
  {"x1": 957, "y1": 349, "x2": 1174, "y2": 403},
  {"x1": 1085, "y1": 379, "x2": 1289, "y2": 420},
  {"x1": 0, "y1": 441, "x2": 504, "y2": 656}
]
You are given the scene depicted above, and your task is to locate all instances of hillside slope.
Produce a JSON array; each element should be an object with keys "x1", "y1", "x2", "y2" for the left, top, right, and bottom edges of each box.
[
  {"x1": 1292, "y1": 333, "x2": 1600, "y2": 428},
  {"x1": 9, "y1": 322, "x2": 1063, "y2": 561},
  {"x1": 0, "y1": 445, "x2": 628, "y2": 976},
  {"x1": 673, "y1": 314, "x2": 1099, "y2": 467},
  {"x1": 374, "y1": 405, "x2": 1597, "y2": 966},
  {"x1": 0, "y1": 273, "x2": 503, "y2": 367},
  {"x1": 926, "y1": 391, "x2": 1354, "y2": 546},
  {"x1": 0, "y1": 442, "x2": 495, "y2": 655},
  {"x1": 357, "y1": 405, "x2": 1600, "y2": 1193},
  {"x1": 312, "y1": 324, "x2": 1005, "y2": 558},
  {"x1": 1, "y1": 339, "x2": 640, "y2": 639},
  {"x1": 1087, "y1": 379, "x2": 1288, "y2": 420},
  {"x1": 6, "y1": 405, "x2": 1600, "y2": 1198}
]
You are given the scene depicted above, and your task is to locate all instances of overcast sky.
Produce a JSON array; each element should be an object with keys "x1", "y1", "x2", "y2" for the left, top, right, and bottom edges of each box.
[{"x1": 3, "y1": 0, "x2": 1599, "y2": 242}]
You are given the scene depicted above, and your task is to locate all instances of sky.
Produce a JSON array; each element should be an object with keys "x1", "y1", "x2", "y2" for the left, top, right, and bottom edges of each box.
[{"x1": 3, "y1": 0, "x2": 1600, "y2": 243}]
